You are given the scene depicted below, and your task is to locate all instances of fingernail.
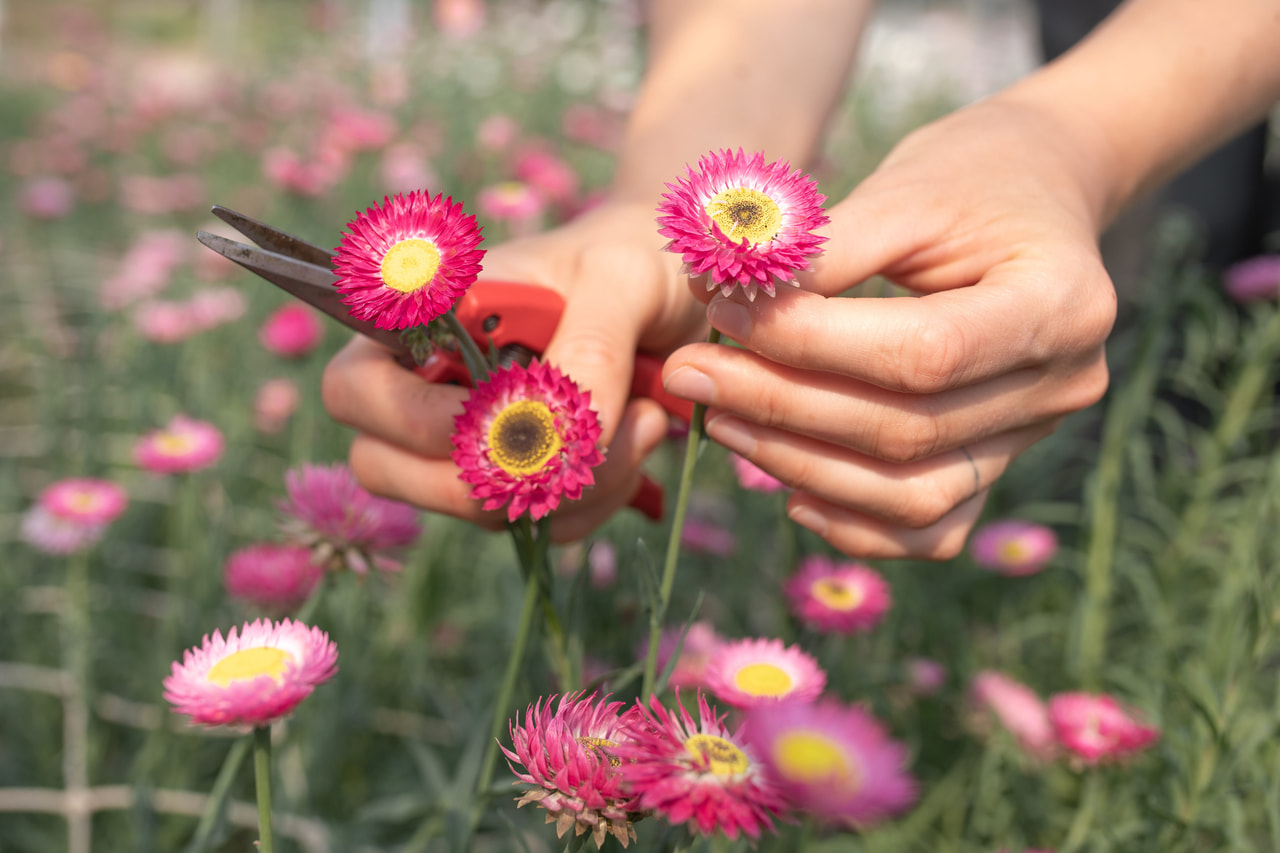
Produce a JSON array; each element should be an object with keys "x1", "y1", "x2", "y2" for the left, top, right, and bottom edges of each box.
[
  {"x1": 707, "y1": 298, "x2": 751, "y2": 340},
  {"x1": 788, "y1": 504, "x2": 828, "y2": 537},
  {"x1": 664, "y1": 366, "x2": 716, "y2": 404},
  {"x1": 705, "y1": 415, "x2": 756, "y2": 456}
]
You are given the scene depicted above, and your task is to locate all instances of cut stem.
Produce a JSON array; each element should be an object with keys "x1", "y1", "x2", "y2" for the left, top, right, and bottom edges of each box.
[{"x1": 442, "y1": 309, "x2": 492, "y2": 383}]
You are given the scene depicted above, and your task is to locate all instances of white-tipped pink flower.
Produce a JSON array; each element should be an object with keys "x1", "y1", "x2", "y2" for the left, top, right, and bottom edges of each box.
[
  {"x1": 22, "y1": 506, "x2": 108, "y2": 554},
  {"x1": 1047, "y1": 692, "x2": 1160, "y2": 765},
  {"x1": 163, "y1": 618, "x2": 338, "y2": 728},
  {"x1": 278, "y1": 463, "x2": 421, "y2": 574},
  {"x1": 743, "y1": 698, "x2": 917, "y2": 828},
  {"x1": 134, "y1": 415, "x2": 224, "y2": 474},
  {"x1": 969, "y1": 520, "x2": 1058, "y2": 577},
  {"x1": 784, "y1": 555, "x2": 891, "y2": 635},
  {"x1": 704, "y1": 637, "x2": 826, "y2": 709},
  {"x1": 969, "y1": 670, "x2": 1056, "y2": 762},
  {"x1": 657, "y1": 148, "x2": 829, "y2": 300}
]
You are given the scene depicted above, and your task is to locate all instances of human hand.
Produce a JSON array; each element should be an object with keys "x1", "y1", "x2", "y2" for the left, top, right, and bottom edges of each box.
[
  {"x1": 662, "y1": 97, "x2": 1118, "y2": 559},
  {"x1": 323, "y1": 200, "x2": 707, "y2": 541}
]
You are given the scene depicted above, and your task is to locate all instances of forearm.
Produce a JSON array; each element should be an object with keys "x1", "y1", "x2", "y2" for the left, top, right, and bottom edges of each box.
[
  {"x1": 610, "y1": 0, "x2": 872, "y2": 203},
  {"x1": 1001, "y1": 0, "x2": 1280, "y2": 229}
]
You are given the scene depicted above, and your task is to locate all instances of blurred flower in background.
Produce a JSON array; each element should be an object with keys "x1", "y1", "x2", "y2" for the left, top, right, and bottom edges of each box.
[
  {"x1": 969, "y1": 670, "x2": 1056, "y2": 762},
  {"x1": 21, "y1": 478, "x2": 129, "y2": 555},
  {"x1": 648, "y1": 620, "x2": 722, "y2": 691},
  {"x1": 259, "y1": 303, "x2": 324, "y2": 358},
  {"x1": 730, "y1": 453, "x2": 786, "y2": 494},
  {"x1": 254, "y1": 378, "x2": 302, "y2": 434},
  {"x1": 224, "y1": 542, "x2": 325, "y2": 613},
  {"x1": 783, "y1": 555, "x2": 891, "y2": 635},
  {"x1": 704, "y1": 637, "x2": 826, "y2": 709},
  {"x1": 969, "y1": 519, "x2": 1058, "y2": 577},
  {"x1": 1222, "y1": 254, "x2": 1280, "y2": 303},
  {"x1": 134, "y1": 415, "x2": 225, "y2": 474},
  {"x1": 1047, "y1": 692, "x2": 1160, "y2": 765},
  {"x1": 18, "y1": 176, "x2": 76, "y2": 219}
]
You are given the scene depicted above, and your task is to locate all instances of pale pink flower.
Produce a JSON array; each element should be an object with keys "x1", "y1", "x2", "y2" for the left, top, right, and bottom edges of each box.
[
  {"x1": 133, "y1": 415, "x2": 225, "y2": 474},
  {"x1": 561, "y1": 103, "x2": 622, "y2": 151},
  {"x1": 680, "y1": 517, "x2": 736, "y2": 557},
  {"x1": 134, "y1": 300, "x2": 198, "y2": 344},
  {"x1": 379, "y1": 143, "x2": 438, "y2": 194},
  {"x1": 187, "y1": 286, "x2": 247, "y2": 330},
  {"x1": 254, "y1": 378, "x2": 301, "y2": 434},
  {"x1": 588, "y1": 541, "x2": 618, "y2": 590},
  {"x1": 616, "y1": 692, "x2": 786, "y2": 839},
  {"x1": 433, "y1": 0, "x2": 485, "y2": 39},
  {"x1": 21, "y1": 506, "x2": 107, "y2": 554},
  {"x1": 1047, "y1": 692, "x2": 1160, "y2": 765},
  {"x1": 904, "y1": 658, "x2": 947, "y2": 697},
  {"x1": 477, "y1": 181, "x2": 545, "y2": 224},
  {"x1": 40, "y1": 478, "x2": 128, "y2": 525},
  {"x1": 1223, "y1": 255, "x2": 1280, "y2": 303},
  {"x1": 970, "y1": 520, "x2": 1058, "y2": 577},
  {"x1": 970, "y1": 670, "x2": 1056, "y2": 761},
  {"x1": 324, "y1": 106, "x2": 397, "y2": 152},
  {"x1": 501, "y1": 692, "x2": 640, "y2": 848},
  {"x1": 730, "y1": 454, "x2": 786, "y2": 494},
  {"x1": 224, "y1": 543, "x2": 325, "y2": 612},
  {"x1": 18, "y1": 176, "x2": 76, "y2": 219},
  {"x1": 100, "y1": 229, "x2": 188, "y2": 310},
  {"x1": 119, "y1": 173, "x2": 205, "y2": 214},
  {"x1": 784, "y1": 556, "x2": 891, "y2": 635},
  {"x1": 705, "y1": 637, "x2": 826, "y2": 709},
  {"x1": 515, "y1": 148, "x2": 579, "y2": 204},
  {"x1": 259, "y1": 303, "x2": 324, "y2": 358},
  {"x1": 477, "y1": 114, "x2": 519, "y2": 151},
  {"x1": 647, "y1": 621, "x2": 723, "y2": 690},
  {"x1": 743, "y1": 698, "x2": 917, "y2": 827},
  {"x1": 163, "y1": 618, "x2": 338, "y2": 728},
  {"x1": 278, "y1": 463, "x2": 422, "y2": 574}
]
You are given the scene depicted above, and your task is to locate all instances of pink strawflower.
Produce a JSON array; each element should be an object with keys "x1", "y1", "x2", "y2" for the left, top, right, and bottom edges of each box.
[
  {"x1": 477, "y1": 113, "x2": 519, "y2": 151},
  {"x1": 134, "y1": 300, "x2": 199, "y2": 344},
  {"x1": 657, "y1": 148, "x2": 829, "y2": 300},
  {"x1": 333, "y1": 190, "x2": 485, "y2": 331},
  {"x1": 587, "y1": 541, "x2": 618, "y2": 590},
  {"x1": 134, "y1": 415, "x2": 224, "y2": 474},
  {"x1": 501, "y1": 692, "x2": 641, "y2": 849},
  {"x1": 278, "y1": 462, "x2": 421, "y2": 574},
  {"x1": 224, "y1": 543, "x2": 325, "y2": 612},
  {"x1": 969, "y1": 519, "x2": 1058, "y2": 577},
  {"x1": 970, "y1": 670, "x2": 1056, "y2": 762},
  {"x1": 162, "y1": 618, "x2": 338, "y2": 728},
  {"x1": 433, "y1": 0, "x2": 486, "y2": 39},
  {"x1": 451, "y1": 360, "x2": 605, "y2": 522},
  {"x1": 515, "y1": 148, "x2": 579, "y2": 204},
  {"x1": 477, "y1": 181, "x2": 546, "y2": 223},
  {"x1": 39, "y1": 478, "x2": 128, "y2": 525},
  {"x1": 186, "y1": 286, "x2": 248, "y2": 330},
  {"x1": 254, "y1": 377, "x2": 301, "y2": 434},
  {"x1": 647, "y1": 621, "x2": 723, "y2": 690},
  {"x1": 904, "y1": 658, "x2": 947, "y2": 697},
  {"x1": 379, "y1": 142, "x2": 439, "y2": 194},
  {"x1": 1223, "y1": 254, "x2": 1280, "y2": 302},
  {"x1": 617, "y1": 692, "x2": 786, "y2": 839},
  {"x1": 784, "y1": 555, "x2": 891, "y2": 635},
  {"x1": 259, "y1": 303, "x2": 324, "y2": 358},
  {"x1": 731, "y1": 453, "x2": 786, "y2": 494},
  {"x1": 743, "y1": 698, "x2": 917, "y2": 827},
  {"x1": 1047, "y1": 692, "x2": 1160, "y2": 765},
  {"x1": 680, "y1": 517, "x2": 736, "y2": 557},
  {"x1": 21, "y1": 506, "x2": 107, "y2": 554},
  {"x1": 705, "y1": 637, "x2": 826, "y2": 709},
  {"x1": 99, "y1": 228, "x2": 188, "y2": 310},
  {"x1": 324, "y1": 106, "x2": 396, "y2": 152},
  {"x1": 18, "y1": 176, "x2": 76, "y2": 219}
]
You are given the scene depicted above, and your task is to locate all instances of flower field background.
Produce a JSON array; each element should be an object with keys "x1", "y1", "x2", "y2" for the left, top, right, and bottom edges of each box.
[{"x1": 3, "y1": 1, "x2": 1280, "y2": 852}]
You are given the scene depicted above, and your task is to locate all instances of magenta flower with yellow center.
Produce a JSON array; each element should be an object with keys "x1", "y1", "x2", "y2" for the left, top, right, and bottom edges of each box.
[
  {"x1": 332, "y1": 190, "x2": 484, "y2": 330},
  {"x1": 704, "y1": 637, "x2": 826, "y2": 709},
  {"x1": 500, "y1": 692, "x2": 641, "y2": 849},
  {"x1": 784, "y1": 555, "x2": 891, "y2": 635},
  {"x1": 744, "y1": 698, "x2": 916, "y2": 828},
  {"x1": 657, "y1": 148, "x2": 828, "y2": 301},
  {"x1": 451, "y1": 360, "x2": 604, "y2": 522},
  {"x1": 40, "y1": 478, "x2": 128, "y2": 525},
  {"x1": 162, "y1": 618, "x2": 338, "y2": 728},
  {"x1": 617, "y1": 692, "x2": 786, "y2": 840},
  {"x1": 133, "y1": 415, "x2": 224, "y2": 474},
  {"x1": 970, "y1": 519, "x2": 1058, "y2": 577}
]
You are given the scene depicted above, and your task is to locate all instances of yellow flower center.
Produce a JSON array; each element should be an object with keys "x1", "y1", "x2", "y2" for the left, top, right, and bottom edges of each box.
[
  {"x1": 578, "y1": 736, "x2": 621, "y2": 767},
  {"x1": 206, "y1": 646, "x2": 293, "y2": 687},
  {"x1": 380, "y1": 237, "x2": 442, "y2": 294},
  {"x1": 67, "y1": 492, "x2": 103, "y2": 513},
  {"x1": 998, "y1": 539, "x2": 1031, "y2": 564},
  {"x1": 487, "y1": 400, "x2": 563, "y2": 477},
  {"x1": 685, "y1": 733, "x2": 749, "y2": 777},
  {"x1": 156, "y1": 432, "x2": 196, "y2": 456},
  {"x1": 773, "y1": 731, "x2": 861, "y2": 791},
  {"x1": 733, "y1": 662, "x2": 793, "y2": 697},
  {"x1": 705, "y1": 187, "x2": 783, "y2": 244},
  {"x1": 812, "y1": 577, "x2": 864, "y2": 612}
]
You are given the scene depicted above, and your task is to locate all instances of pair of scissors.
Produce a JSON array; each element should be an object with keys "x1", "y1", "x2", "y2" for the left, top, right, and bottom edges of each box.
[{"x1": 196, "y1": 205, "x2": 692, "y2": 521}]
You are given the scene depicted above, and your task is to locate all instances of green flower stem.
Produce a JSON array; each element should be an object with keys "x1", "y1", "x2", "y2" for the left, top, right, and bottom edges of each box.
[
  {"x1": 252, "y1": 726, "x2": 275, "y2": 853},
  {"x1": 1060, "y1": 771, "x2": 1101, "y2": 853},
  {"x1": 642, "y1": 328, "x2": 721, "y2": 701},
  {"x1": 63, "y1": 550, "x2": 91, "y2": 853},
  {"x1": 473, "y1": 563, "x2": 541, "y2": 806},
  {"x1": 441, "y1": 309, "x2": 492, "y2": 382},
  {"x1": 184, "y1": 738, "x2": 251, "y2": 853}
]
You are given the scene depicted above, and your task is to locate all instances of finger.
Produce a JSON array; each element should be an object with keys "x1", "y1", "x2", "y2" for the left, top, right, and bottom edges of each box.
[
  {"x1": 666, "y1": 341, "x2": 1107, "y2": 463},
  {"x1": 698, "y1": 256, "x2": 1115, "y2": 395},
  {"x1": 322, "y1": 336, "x2": 468, "y2": 458},
  {"x1": 709, "y1": 415, "x2": 1053, "y2": 528},
  {"x1": 786, "y1": 487, "x2": 990, "y2": 561}
]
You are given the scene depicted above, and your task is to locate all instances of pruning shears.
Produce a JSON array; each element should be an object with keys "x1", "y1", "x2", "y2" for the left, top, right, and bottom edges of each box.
[{"x1": 196, "y1": 205, "x2": 691, "y2": 521}]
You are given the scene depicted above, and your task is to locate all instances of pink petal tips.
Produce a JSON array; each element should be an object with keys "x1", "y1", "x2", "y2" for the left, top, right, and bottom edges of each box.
[
  {"x1": 451, "y1": 359, "x2": 605, "y2": 522},
  {"x1": 332, "y1": 190, "x2": 485, "y2": 330},
  {"x1": 657, "y1": 148, "x2": 829, "y2": 301}
]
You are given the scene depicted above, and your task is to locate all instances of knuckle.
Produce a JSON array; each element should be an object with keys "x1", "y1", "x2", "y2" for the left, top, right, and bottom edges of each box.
[
  {"x1": 873, "y1": 413, "x2": 944, "y2": 464},
  {"x1": 891, "y1": 481, "x2": 956, "y2": 529},
  {"x1": 891, "y1": 318, "x2": 967, "y2": 394}
]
